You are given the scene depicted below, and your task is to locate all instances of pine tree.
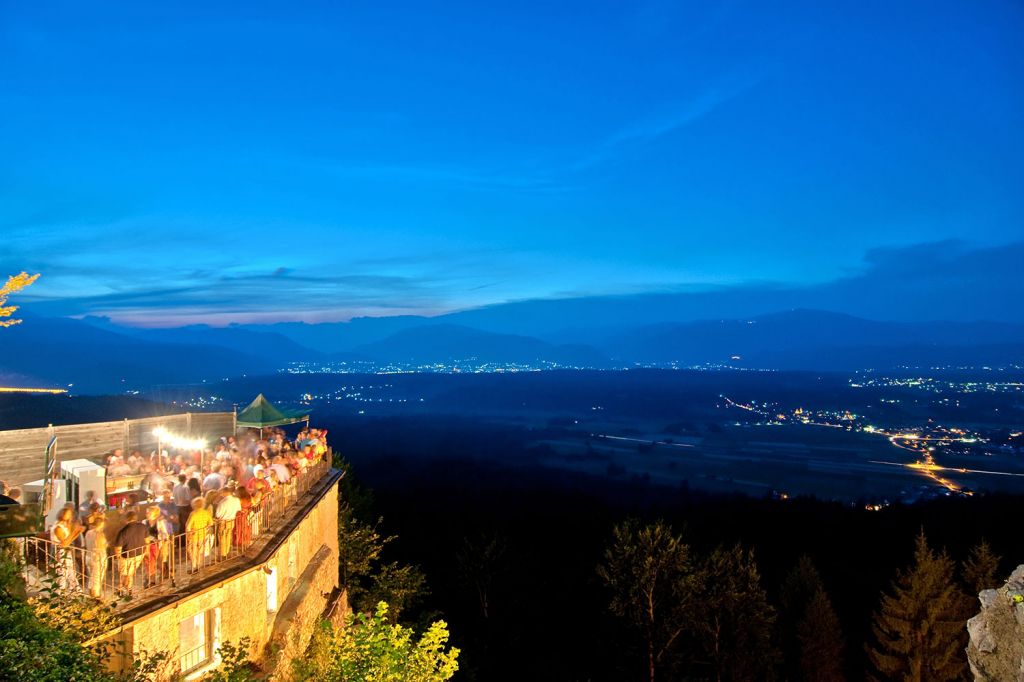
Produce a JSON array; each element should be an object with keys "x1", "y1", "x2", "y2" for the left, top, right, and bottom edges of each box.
[
  {"x1": 866, "y1": 530, "x2": 972, "y2": 681},
  {"x1": 962, "y1": 539, "x2": 1002, "y2": 595},
  {"x1": 779, "y1": 556, "x2": 826, "y2": 678},
  {"x1": 797, "y1": 588, "x2": 846, "y2": 682}
]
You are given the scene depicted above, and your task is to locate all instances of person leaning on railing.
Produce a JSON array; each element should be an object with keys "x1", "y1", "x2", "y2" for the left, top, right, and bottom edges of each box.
[
  {"x1": 113, "y1": 510, "x2": 148, "y2": 597},
  {"x1": 84, "y1": 516, "x2": 108, "y2": 599},
  {"x1": 143, "y1": 505, "x2": 174, "y2": 586},
  {"x1": 233, "y1": 486, "x2": 253, "y2": 549},
  {"x1": 50, "y1": 506, "x2": 84, "y2": 591}
]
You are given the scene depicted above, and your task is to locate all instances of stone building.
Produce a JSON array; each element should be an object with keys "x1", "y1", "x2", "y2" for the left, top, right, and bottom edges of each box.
[
  {"x1": 96, "y1": 466, "x2": 344, "y2": 680},
  {"x1": 0, "y1": 410, "x2": 345, "y2": 679}
]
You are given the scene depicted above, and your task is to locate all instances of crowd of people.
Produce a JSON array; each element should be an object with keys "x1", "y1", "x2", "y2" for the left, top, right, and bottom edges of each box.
[{"x1": 37, "y1": 426, "x2": 329, "y2": 599}]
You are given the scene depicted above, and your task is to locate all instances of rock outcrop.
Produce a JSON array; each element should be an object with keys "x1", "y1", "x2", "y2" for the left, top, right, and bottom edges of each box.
[{"x1": 968, "y1": 565, "x2": 1024, "y2": 681}]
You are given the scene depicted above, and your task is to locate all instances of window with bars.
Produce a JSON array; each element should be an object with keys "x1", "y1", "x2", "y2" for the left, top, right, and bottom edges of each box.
[{"x1": 179, "y1": 608, "x2": 217, "y2": 674}]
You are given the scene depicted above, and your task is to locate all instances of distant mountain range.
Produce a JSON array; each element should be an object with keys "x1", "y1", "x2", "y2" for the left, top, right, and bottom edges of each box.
[
  {"x1": 2, "y1": 305, "x2": 1023, "y2": 393},
  {"x1": 0, "y1": 316, "x2": 286, "y2": 393},
  {"x1": 603, "y1": 310, "x2": 1024, "y2": 366},
  {"x1": 350, "y1": 324, "x2": 607, "y2": 367}
]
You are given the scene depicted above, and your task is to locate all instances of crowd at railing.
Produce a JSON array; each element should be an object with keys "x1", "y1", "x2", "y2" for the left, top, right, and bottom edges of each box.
[{"x1": 10, "y1": 425, "x2": 332, "y2": 603}]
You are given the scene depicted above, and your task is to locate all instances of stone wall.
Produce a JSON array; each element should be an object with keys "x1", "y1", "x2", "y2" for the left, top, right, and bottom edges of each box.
[
  {"x1": 263, "y1": 544, "x2": 338, "y2": 681},
  {"x1": 110, "y1": 477, "x2": 339, "y2": 679},
  {"x1": 967, "y1": 564, "x2": 1024, "y2": 681}
]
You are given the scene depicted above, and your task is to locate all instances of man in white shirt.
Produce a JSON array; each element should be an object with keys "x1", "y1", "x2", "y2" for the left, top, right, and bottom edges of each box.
[
  {"x1": 213, "y1": 488, "x2": 241, "y2": 559},
  {"x1": 270, "y1": 457, "x2": 291, "y2": 484},
  {"x1": 171, "y1": 474, "x2": 192, "y2": 531}
]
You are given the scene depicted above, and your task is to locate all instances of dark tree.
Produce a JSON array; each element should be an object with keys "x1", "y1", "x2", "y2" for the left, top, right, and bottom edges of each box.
[
  {"x1": 779, "y1": 556, "x2": 844, "y2": 681},
  {"x1": 797, "y1": 589, "x2": 846, "y2": 682},
  {"x1": 866, "y1": 530, "x2": 972, "y2": 681},
  {"x1": 693, "y1": 544, "x2": 779, "y2": 682},
  {"x1": 597, "y1": 519, "x2": 696, "y2": 682},
  {"x1": 779, "y1": 555, "x2": 826, "y2": 677},
  {"x1": 455, "y1": 533, "x2": 508, "y2": 621},
  {"x1": 962, "y1": 539, "x2": 1002, "y2": 595}
]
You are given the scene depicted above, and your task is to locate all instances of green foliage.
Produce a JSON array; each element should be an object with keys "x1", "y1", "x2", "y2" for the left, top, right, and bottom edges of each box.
[
  {"x1": 338, "y1": 506, "x2": 391, "y2": 601},
  {"x1": 200, "y1": 638, "x2": 255, "y2": 682},
  {"x1": 114, "y1": 648, "x2": 173, "y2": 682},
  {"x1": 0, "y1": 548, "x2": 174, "y2": 682},
  {"x1": 962, "y1": 539, "x2": 1002, "y2": 595},
  {"x1": 365, "y1": 562, "x2": 428, "y2": 624},
  {"x1": 29, "y1": 589, "x2": 120, "y2": 644},
  {"x1": 0, "y1": 551, "x2": 109, "y2": 681},
  {"x1": 294, "y1": 602, "x2": 459, "y2": 681},
  {"x1": 866, "y1": 530, "x2": 972, "y2": 681}
]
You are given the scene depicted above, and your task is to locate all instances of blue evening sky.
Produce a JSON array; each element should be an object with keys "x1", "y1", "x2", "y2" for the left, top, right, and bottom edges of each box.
[{"x1": 1, "y1": 1, "x2": 1022, "y2": 325}]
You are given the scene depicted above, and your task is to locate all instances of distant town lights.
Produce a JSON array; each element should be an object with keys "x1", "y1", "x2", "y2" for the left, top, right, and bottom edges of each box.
[{"x1": 152, "y1": 426, "x2": 206, "y2": 451}]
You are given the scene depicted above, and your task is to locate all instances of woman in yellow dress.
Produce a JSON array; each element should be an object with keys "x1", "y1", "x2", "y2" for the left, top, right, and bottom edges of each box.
[{"x1": 184, "y1": 497, "x2": 213, "y2": 573}]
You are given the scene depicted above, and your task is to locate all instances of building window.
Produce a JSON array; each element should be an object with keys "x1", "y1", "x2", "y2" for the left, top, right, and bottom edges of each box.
[{"x1": 179, "y1": 610, "x2": 212, "y2": 674}]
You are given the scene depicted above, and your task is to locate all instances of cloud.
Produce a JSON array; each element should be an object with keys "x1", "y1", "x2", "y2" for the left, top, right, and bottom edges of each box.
[
  {"x1": 812, "y1": 239, "x2": 1024, "y2": 321},
  {"x1": 321, "y1": 76, "x2": 755, "y2": 193},
  {"x1": 439, "y1": 240, "x2": 1024, "y2": 335},
  {"x1": 565, "y1": 78, "x2": 754, "y2": 173},
  {"x1": 10, "y1": 250, "x2": 521, "y2": 325}
]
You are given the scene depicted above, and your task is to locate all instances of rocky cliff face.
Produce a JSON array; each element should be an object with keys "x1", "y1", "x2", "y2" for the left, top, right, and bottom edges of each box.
[{"x1": 968, "y1": 565, "x2": 1024, "y2": 681}]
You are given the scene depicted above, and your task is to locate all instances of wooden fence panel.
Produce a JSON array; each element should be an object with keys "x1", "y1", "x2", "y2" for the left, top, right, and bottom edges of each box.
[
  {"x1": 54, "y1": 420, "x2": 124, "y2": 461},
  {"x1": 0, "y1": 427, "x2": 51, "y2": 487},
  {"x1": 190, "y1": 412, "x2": 235, "y2": 438},
  {"x1": 0, "y1": 412, "x2": 236, "y2": 486}
]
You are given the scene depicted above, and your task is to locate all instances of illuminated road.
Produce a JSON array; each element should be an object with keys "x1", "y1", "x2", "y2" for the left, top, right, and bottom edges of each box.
[
  {"x1": 869, "y1": 459, "x2": 1024, "y2": 478},
  {"x1": 720, "y1": 393, "x2": 1004, "y2": 494},
  {"x1": 591, "y1": 434, "x2": 695, "y2": 448}
]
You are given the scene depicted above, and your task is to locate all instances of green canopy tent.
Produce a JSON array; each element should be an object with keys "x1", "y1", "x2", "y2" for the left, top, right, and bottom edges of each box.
[{"x1": 236, "y1": 393, "x2": 310, "y2": 436}]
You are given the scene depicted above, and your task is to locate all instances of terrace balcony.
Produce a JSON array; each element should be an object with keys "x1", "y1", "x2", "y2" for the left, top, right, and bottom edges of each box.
[{"x1": 14, "y1": 459, "x2": 340, "y2": 619}]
